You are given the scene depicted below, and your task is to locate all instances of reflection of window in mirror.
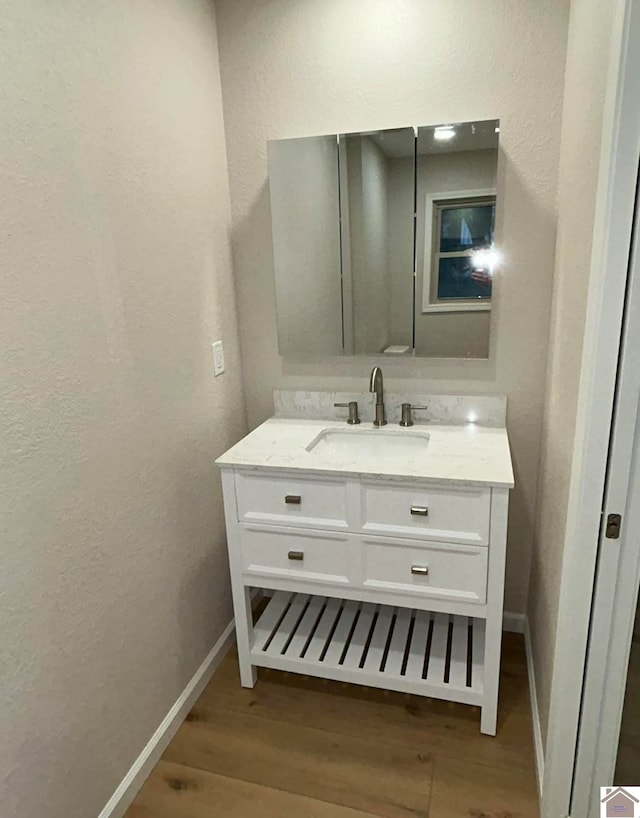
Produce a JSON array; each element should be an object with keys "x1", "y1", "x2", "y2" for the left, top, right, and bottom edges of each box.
[{"x1": 423, "y1": 190, "x2": 496, "y2": 313}]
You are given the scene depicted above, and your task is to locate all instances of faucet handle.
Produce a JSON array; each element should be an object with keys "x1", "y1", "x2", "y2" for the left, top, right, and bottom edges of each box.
[
  {"x1": 400, "y1": 403, "x2": 428, "y2": 427},
  {"x1": 334, "y1": 401, "x2": 361, "y2": 425}
]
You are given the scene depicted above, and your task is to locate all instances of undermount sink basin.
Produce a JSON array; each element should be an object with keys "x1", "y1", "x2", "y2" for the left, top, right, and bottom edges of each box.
[{"x1": 306, "y1": 428, "x2": 430, "y2": 459}]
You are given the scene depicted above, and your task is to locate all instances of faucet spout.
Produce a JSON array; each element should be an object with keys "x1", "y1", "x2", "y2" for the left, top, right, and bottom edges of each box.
[{"x1": 369, "y1": 367, "x2": 387, "y2": 427}]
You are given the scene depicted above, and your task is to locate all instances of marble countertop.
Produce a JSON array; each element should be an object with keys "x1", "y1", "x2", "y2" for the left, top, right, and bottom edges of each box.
[{"x1": 216, "y1": 418, "x2": 514, "y2": 488}]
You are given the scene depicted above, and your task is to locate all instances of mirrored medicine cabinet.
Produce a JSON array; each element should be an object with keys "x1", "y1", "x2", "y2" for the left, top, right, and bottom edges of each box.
[{"x1": 267, "y1": 119, "x2": 500, "y2": 359}]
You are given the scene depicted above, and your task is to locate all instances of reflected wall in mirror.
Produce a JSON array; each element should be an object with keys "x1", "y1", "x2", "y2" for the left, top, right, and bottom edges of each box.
[
  {"x1": 267, "y1": 119, "x2": 500, "y2": 359},
  {"x1": 416, "y1": 120, "x2": 499, "y2": 358},
  {"x1": 339, "y1": 128, "x2": 415, "y2": 355},
  {"x1": 268, "y1": 135, "x2": 343, "y2": 357}
]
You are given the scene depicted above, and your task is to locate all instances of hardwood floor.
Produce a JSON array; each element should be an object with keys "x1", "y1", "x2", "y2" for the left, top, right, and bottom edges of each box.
[
  {"x1": 126, "y1": 632, "x2": 539, "y2": 818},
  {"x1": 615, "y1": 597, "x2": 640, "y2": 783}
]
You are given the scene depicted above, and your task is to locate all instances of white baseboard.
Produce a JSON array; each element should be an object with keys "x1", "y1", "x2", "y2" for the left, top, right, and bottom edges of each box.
[
  {"x1": 98, "y1": 618, "x2": 235, "y2": 818},
  {"x1": 524, "y1": 616, "x2": 545, "y2": 798},
  {"x1": 503, "y1": 611, "x2": 526, "y2": 633}
]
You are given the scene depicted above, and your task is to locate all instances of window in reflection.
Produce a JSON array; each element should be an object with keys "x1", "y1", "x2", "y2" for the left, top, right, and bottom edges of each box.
[{"x1": 430, "y1": 197, "x2": 495, "y2": 304}]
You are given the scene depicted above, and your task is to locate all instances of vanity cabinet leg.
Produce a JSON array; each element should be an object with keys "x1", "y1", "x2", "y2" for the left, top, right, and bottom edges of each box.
[
  {"x1": 480, "y1": 688, "x2": 499, "y2": 736},
  {"x1": 221, "y1": 471, "x2": 257, "y2": 688},
  {"x1": 481, "y1": 488, "x2": 508, "y2": 736},
  {"x1": 480, "y1": 614, "x2": 501, "y2": 735},
  {"x1": 232, "y1": 585, "x2": 257, "y2": 688},
  {"x1": 481, "y1": 706, "x2": 498, "y2": 736}
]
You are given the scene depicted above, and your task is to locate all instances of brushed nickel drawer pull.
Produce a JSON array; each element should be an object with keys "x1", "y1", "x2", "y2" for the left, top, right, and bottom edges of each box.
[
  {"x1": 285, "y1": 495, "x2": 301, "y2": 505},
  {"x1": 410, "y1": 506, "x2": 429, "y2": 516},
  {"x1": 411, "y1": 565, "x2": 429, "y2": 576},
  {"x1": 288, "y1": 550, "x2": 304, "y2": 561}
]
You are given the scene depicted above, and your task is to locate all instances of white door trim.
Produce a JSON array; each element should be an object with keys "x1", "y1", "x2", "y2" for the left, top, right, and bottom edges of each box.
[
  {"x1": 572, "y1": 191, "x2": 640, "y2": 814},
  {"x1": 542, "y1": 0, "x2": 640, "y2": 815}
]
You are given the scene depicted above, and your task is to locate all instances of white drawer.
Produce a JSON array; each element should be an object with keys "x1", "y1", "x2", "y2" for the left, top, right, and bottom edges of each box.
[
  {"x1": 361, "y1": 538, "x2": 488, "y2": 604},
  {"x1": 235, "y1": 472, "x2": 348, "y2": 531},
  {"x1": 240, "y1": 525, "x2": 352, "y2": 585},
  {"x1": 360, "y1": 482, "x2": 490, "y2": 545}
]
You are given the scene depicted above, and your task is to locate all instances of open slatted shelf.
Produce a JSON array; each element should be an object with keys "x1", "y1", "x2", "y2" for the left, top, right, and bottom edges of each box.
[{"x1": 251, "y1": 591, "x2": 485, "y2": 705}]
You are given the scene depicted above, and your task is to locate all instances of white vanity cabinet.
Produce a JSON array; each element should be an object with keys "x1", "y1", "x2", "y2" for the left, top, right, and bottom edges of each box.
[{"x1": 219, "y1": 429, "x2": 512, "y2": 736}]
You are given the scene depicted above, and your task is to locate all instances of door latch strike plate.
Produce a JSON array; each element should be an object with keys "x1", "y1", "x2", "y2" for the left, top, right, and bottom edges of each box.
[{"x1": 605, "y1": 513, "x2": 622, "y2": 539}]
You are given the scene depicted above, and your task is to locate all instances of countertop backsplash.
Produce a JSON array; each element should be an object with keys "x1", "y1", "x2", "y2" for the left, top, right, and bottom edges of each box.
[{"x1": 274, "y1": 390, "x2": 507, "y2": 427}]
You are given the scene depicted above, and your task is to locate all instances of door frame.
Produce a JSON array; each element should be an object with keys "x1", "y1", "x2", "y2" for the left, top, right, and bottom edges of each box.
[
  {"x1": 571, "y1": 204, "x2": 640, "y2": 813},
  {"x1": 542, "y1": 0, "x2": 640, "y2": 815}
]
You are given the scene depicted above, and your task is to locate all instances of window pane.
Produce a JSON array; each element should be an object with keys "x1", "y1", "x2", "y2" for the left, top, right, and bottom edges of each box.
[
  {"x1": 437, "y1": 257, "x2": 493, "y2": 300},
  {"x1": 439, "y1": 204, "x2": 495, "y2": 253}
]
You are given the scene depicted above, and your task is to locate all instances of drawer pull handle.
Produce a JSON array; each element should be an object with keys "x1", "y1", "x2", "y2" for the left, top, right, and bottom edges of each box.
[
  {"x1": 285, "y1": 495, "x2": 301, "y2": 505},
  {"x1": 410, "y1": 506, "x2": 429, "y2": 516},
  {"x1": 288, "y1": 550, "x2": 304, "y2": 561},
  {"x1": 411, "y1": 565, "x2": 429, "y2": 576}
]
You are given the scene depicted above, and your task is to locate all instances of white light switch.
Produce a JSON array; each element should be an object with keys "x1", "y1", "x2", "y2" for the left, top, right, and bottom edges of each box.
[{"x1": 212, "y1": 340, "x2": 225, "y2": 376}]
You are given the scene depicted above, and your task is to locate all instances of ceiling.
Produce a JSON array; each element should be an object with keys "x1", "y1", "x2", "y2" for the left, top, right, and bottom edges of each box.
[{"x1": 346, "y1": 119, "x2": 499, "y2": 159}]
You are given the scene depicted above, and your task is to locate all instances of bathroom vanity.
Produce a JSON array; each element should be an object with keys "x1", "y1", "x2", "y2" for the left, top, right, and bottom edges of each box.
[{"x1": 217, "y1": 396, "x2": 513, "y2": 735}]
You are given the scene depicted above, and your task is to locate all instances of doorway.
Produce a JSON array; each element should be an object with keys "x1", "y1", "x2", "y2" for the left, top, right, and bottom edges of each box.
[
  {"x1": 569, "y1": 161, "x2": 640, "y2": 815},
  {"x1": 539, "y1": 0, "x2": 640, "y2": 812}
]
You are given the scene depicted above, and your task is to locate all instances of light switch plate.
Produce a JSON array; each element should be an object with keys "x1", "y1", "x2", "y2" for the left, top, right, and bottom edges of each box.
[{"x1": 212, "y1": 340, "x2": 225, "y2": 376}]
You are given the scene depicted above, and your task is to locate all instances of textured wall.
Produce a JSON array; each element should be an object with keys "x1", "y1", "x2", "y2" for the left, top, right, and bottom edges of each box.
[
  {"x1": 215, "y1": 0, "x2": 570, "y2": 613},
  {"x1": 0, "y1": 2, "x2": 246, "y2": 816},
  {"x1": 528, "y1": 0, "x2": 616, "y2": 748}
]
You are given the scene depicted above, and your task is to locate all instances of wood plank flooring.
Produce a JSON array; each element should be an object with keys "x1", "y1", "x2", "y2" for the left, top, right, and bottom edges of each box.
[
  {"x1": 615, "y1": 597, "x2": 640, "y2": 783},
  {"x1": 126, "y1": 631, "x2": 539, "y2": 818}
]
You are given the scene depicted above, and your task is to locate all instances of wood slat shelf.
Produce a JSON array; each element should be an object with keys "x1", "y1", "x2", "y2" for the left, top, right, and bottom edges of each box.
[{"x1": 250, "y1": 591, "x2": 486, "y2": 706}]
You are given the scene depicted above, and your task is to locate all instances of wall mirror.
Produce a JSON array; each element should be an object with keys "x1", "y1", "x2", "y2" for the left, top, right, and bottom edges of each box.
[{"x1": 267, "y1": 119, "x2": 499, "y2": 359}]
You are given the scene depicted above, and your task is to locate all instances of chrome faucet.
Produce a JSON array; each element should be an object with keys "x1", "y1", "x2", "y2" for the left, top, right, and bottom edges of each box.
[{"x1": 369, "y1": 366, "x2": 386, "y2": 427}]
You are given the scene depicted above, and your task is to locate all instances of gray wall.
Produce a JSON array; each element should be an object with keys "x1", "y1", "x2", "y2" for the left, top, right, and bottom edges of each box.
[
  {"x1": 347, "y1": 135, "x2": 392, "y2": 354},
  {"x1": 0, "y1": 2, "x2": 246, "y2": 816},
  {"x1": 528, "y1": 0, "x2": 616, "y2": 749},
  {"x1": 269, "y1": 135, "x2": 343, "y2": 356},
  {"x1": 386, "y1": 155, "x2": 415, "y2": 349}
]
